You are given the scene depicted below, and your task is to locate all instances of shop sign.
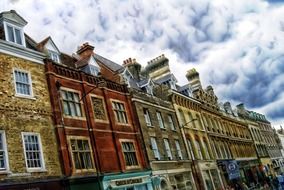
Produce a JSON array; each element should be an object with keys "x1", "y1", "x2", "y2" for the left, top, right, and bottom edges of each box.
[
  {"x1": 115, "y1": 178, "x2": 143, "y2": 186},
  {"x1": 226, "y1": 160, "x2": 240, "y2": 180}
]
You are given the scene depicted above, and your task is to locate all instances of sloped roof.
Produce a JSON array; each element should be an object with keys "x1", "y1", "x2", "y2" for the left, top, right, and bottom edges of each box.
[
  {"x1": 94, "y1": 53, "x2": 123, "y2": 72},
  {"x1": 154, "y1": 73, "x2": 177, "y2": 84}
]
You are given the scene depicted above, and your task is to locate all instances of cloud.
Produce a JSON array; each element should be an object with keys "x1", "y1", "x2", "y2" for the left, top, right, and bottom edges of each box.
[{"x1": 5, "y1": 0, "x2": 284, "y2": 126}]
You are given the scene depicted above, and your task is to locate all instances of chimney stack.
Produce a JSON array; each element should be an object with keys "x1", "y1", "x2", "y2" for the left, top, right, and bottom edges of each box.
[
  {"x1": 76, "y1": 42, "x2": 94, "y2": 59},
  {"x1": 186, "y1": 68, "x2": 202, "y2": 91},
  {"x1": 122, "y1": 58, "x2": 141, "y2": 80}
]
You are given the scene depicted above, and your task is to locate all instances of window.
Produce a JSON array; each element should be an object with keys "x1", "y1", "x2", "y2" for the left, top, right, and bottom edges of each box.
[
  {"x1": 150, "y1": 137, "x2": 160, "y2": 160},
  {"x1": 22, "y1": 133, "x2": 44, "y2": 170},
  {"x1": 188, "y1": 112, "x2": 196, "y2": 128},
  {"x1": 48, "y1": 50, "x2": 60, "y2": 63},
  {"x1": 0, "y1": 131, "x2": 8, "y2": 171},
  {"x1": 187, "y1": 139, "x2": 195, "y2": 160},
  {"x1": 70, "y1": 138, "x2": 94, "y2": 170},
  {"x1": 168, "y1": 114, "x2": 176, "y2": 130},
  {"x1": 112, "y1": 101, "x2": 128, "y2": 124},
  {"x1": 203, "y1": 140, "x2": 211, "y2": 159},
  {"x1": 195, "y1": 139, "x2": 203, "y2": 160},
  {"x1": 91, "y1": 97, "x2": 107, "y2": 120},
  {"x1": 196, "y1": 114, "x2": 203, "y2": 129},
  {"x1": 143, "y1": 108, "x2": 152, "y2": 126},
  {"x1": 178, "y1": 109, "x2": 186, "y2": 126},
  {"x1": 163, "y1": 138, "x2": 173, "y2": 160},
  {"x1": 14, "y1": 70, "x2": 32, "y2": 96},
  {"x1": 61, "y1": 90, "x2": 82, "y2": 117},
  {"x1": 5, "y1": 23, "x2": 24, "y2": 45},
  {"x1": 121, "y1": 142, "x2": 138, "y2": 167},
  {"x1": 156, "y1": 112, "x2": 165, "y2": 129},
  {"x1": 175, "y1": 140, "x2": 183, "y2": 160}
]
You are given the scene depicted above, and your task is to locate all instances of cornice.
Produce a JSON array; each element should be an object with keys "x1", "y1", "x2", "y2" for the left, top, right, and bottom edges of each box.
[{"x1": 0, "y1": 39, "x2": 45, "y2": 64}]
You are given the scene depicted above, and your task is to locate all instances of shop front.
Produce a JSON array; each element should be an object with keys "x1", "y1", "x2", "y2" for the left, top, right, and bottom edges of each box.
[
  {"x1": 238, "y1": 159, "x2": 260, "y2": 187},
  {"x1": 68, "y1": 176, "x2": 100, "y2": 190},
  {"x1": 0, "y1": 178, "x2": 65, "y2": 190},
  {"x1": 152, "y1": 169, "x2": 196, "y2": 190},
  {"x1": 102, "y1": 171, "x2": 153, "y2": 190},
  {"x1": 198, "y1": 161, "x2": 223, "y2": 190},
  {"x1": 260, "y1": 158, "x2": 274, "y2": 176}
]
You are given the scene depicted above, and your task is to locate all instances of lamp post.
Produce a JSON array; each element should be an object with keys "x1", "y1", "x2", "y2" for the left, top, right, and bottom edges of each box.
[{"x1": 179, "y1": 118, "x2": 202, "y2": 190}]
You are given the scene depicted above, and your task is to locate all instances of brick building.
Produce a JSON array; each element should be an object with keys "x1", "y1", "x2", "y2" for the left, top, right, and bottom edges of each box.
[
  {"x1": 0, "y1": 10, "x2": 63, "y2": 189},
  {"x1": 44, "y1": 42, "x2": 152, "y2": 190},
  {"x1": 121, "y1": 58, "x2": 196, "y2": 190}
]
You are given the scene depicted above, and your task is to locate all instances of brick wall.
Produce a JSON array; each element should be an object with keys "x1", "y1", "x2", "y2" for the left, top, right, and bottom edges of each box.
[{"x1": 0, "y1": 53, "x2": 61, "y2": 182}]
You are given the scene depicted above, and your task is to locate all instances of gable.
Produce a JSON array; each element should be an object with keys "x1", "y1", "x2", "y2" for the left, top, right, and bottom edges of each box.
[
  {"x1": 0, "y1": 10, "x2": 27, "y2": 27},
  {"x1": 45, "y1": 38, "x2": 60, "y2": 53}
]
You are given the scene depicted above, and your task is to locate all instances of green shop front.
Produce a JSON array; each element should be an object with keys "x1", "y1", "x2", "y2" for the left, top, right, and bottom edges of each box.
[{"x1": 102, "y1": 171, "x2": 153, "y2": 190}]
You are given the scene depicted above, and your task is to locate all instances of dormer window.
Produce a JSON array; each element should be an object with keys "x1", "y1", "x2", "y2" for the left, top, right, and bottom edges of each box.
[
  {"x1": 48, "y1": 50, "x2": 60, "y2": 63},
  {"x1": 4, "y1": 22, "x2": 25, "y2": 46}
]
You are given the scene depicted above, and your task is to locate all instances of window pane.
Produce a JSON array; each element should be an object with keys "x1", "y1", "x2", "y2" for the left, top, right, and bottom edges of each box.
[
  {"x1": 23, "y1": 134, "x2": 43, "y2": 169},
  {"x1": 15, "y1": 28, "x2": 22, "y2": 44},
  {"x1": 7, "y1": 25, "x2": 14, "y2": 42}
]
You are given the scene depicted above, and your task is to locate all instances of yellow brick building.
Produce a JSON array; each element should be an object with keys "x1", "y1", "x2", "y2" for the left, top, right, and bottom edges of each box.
[{"x1": 0, "y1": 10, "x2": 62, "y2": 189}]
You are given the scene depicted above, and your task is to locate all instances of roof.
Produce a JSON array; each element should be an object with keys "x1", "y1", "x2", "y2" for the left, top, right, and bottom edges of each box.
[
  {"x1": 154, "y1": 73, "x2": 176, "y2": 84},
  {"x1": 93, "y1": 53, "x2": 123, "y2": 72}
]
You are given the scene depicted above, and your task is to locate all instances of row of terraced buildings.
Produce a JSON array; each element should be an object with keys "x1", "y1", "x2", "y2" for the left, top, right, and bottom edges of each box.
[{"x1": 0, "y1": 10, "x2": 283, "y2": 190}]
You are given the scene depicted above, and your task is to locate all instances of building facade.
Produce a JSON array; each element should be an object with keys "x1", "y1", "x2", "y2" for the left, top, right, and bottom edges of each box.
[
  {"x1": 139, "y1": 55, "x2": 223, "y2": 190},
  {"x1": 45, "y1": 43, "x2": 152, "y2": 190},
  {"x1": 0, "y1": 10, "x2": 63, "y2": 189},
  {"x1": 121, "y1": 58, "x2": 196, "y2": 190},
  {"x1": 237, "y1": 105, "x2": 283, "y2": 176}
]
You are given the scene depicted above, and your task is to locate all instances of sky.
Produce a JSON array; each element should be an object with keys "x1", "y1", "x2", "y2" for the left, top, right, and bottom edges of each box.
[{"x1": 1, "y1": 0, "x2": 284, "y2": 127}]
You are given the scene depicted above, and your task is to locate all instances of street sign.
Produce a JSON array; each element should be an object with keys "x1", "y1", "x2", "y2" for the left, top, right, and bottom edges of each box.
[{"x1": 226, "y1": 160, "x2": 240, "y2": 180}]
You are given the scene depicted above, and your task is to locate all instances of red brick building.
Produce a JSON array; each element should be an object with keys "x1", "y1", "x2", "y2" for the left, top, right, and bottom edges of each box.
[{"x1": 44, "y1": 42, "x2": 153, "y2": 190}]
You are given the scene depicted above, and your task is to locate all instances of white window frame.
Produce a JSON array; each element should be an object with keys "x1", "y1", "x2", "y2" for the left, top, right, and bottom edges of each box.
[
  {"x1": 0, "y1": 131, "x2": 9, "y2": 172},
  {"x1": 21, "y1": 132, "x2": 45, "y2": 172},
  {"x1": 156, "y1": 112, "x2": 165, "y2": 129},
  {"x1": 48, "y1": 50, "x2": 60, "y2": 63},
  {"x1": 163, "y1": 138, "x2": 173, "y2": 160},
  {"x1": 3, "y1": 21, "x2": 26, "y2": 46},
  {"x1": 175, "y1": 140, "x2": 183, "y2": 160},
  {"x1": 13, "y1": 68, "x2": 33, "y2": 98},
  {"x1": 150, "y1": 137, "x2": 160, "y2": 160},
  {"x1": 168, "y1": 114, "x2": 176, "y2": 130},
  {"x1": 143, "y1": 108, "x2": 152, "y2": 126}
]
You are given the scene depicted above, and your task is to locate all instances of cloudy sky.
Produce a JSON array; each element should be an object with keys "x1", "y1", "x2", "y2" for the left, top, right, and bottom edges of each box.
[{"x1": 1, "y1": 0, "x2": 284, "y2": 127}]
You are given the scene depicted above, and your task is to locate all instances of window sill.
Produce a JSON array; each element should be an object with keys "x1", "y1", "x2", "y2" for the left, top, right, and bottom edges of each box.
[
  {"x1": 125, "y1": 165, "x2": 141, "y2": 170},
  {"x1": 15, "y1": 94, "x2": 36, "y2": 100},
  {"x1": 0, "y1": 170, "x2": 11, "y2": 175},
  {"x1": 64, "y1": 115, "x2": 86, "y2": 120},
  {"x1": 73, "y1": 169, "x2": 96, "y2": 174},
  {"x1": 27, "y1": 168, "x2": 47, "y2": 173}
]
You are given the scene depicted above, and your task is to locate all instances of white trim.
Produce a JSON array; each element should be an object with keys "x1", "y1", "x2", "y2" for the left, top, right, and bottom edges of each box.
[
  {"x1": 13, "y1": 68, "x2": 34, "y2": 98},
  {"x1": 0, "y1": 40, "x2": 45, "y2": 64},
  {"x1": 3, "y1": 21, "x2": 26, "y2": 47},
  {"x1": 21, "y1": 132, "x2": 46, "y2": 172},
  {"x1": 0, "y1": 131, "x2": 10, "y2": 172}
]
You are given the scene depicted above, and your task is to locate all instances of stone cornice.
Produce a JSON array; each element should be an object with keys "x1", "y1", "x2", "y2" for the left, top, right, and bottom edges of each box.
[{"x1": 0, "y1": 39, "x2": 45, "y2": 64}]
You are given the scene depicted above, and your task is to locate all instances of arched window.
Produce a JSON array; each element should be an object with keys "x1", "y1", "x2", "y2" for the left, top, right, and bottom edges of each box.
[
  {"x1": 203, "y1": 139, "x2": 211, "y2": 159},
  {"x1": 188, "y1": 112, "x2": 196, "y2": 128},
  {"x1": 195, "y1": 138, "x2": 204, "y2": 160},
  {"x1": 187, "y1": 138, "x2": 196, "y2": 160}
]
